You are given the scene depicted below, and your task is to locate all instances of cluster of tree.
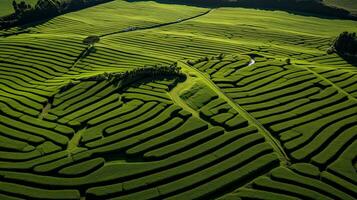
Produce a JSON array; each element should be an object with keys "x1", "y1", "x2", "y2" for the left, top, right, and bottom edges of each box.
[
  {"x1": 0, "y1": 0, "x2": 113, "y2": 29},
  {"x1": 59, "y1": 63, "x2": 185, "y2": 93},
  {"x1": 12, "y1": 1, "x2": 33, "y2": 15},
  {"x1": 87, "y1": 63, "x2": 185, "y2": 84},
  {"x1": 329, "y1": 32, "x2": 357, "y2": 57}
]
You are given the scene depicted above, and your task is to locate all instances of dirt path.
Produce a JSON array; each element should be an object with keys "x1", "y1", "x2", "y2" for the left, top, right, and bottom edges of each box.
[
  {"x1": 248, "y1": 58, "x2": 255, "y2": 66},
  {"x1": 38, "y1": 102, "x2": 51, "y2": 119},
  {"x1": 67, "y1": 127, "x2": 86, "y2": 154},
  {"x1": 168, "y1": 75, "x2": 201, "y2": 119}
]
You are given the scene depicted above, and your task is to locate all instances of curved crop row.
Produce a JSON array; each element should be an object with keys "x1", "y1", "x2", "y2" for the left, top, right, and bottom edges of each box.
[{"x1": 187, "y1": 53, "x2": 357, "y2": 197}]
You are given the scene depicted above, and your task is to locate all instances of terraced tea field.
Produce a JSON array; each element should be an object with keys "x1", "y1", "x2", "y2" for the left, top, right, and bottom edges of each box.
[{"x1": 0, "y1": 0, "x2": 356, "y2": 199}]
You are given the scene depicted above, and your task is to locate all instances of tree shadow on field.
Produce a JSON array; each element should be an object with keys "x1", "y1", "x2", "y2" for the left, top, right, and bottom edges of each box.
[
  {"x1": 125, "y1": 0, "x2": 356, "y2": 21},
  {"x1": 19, "y1": 16, "x2": 53, "y2": 29},
  {"x1": 338, "y1": 54, "x2": 357, "y2": 67},
  {"x1": 0, "y1": 17, "x2": 51, "y2": 36},
  {"x1": 0, "y1": 18, "x2": 53, "y2": 38}
]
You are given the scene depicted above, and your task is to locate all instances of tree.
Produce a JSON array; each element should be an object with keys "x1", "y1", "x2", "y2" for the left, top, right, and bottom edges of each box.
[
  {"x1": 83, "y1": 35, "x2": 100, "y2": 46},
  {"x1": 12, "y1": 0, "x2": 19, "y2": 13},
  {"x1": 12, "y1": 0, "x2": 32, "y2": 15},
  {"x1": 332, "y1": 32, "x2": 357, "y2": 56}
]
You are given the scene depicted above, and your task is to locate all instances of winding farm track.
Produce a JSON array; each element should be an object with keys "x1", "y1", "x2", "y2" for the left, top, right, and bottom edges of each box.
[
  {"x1": 178, "y1": 60, "x2": 291, "y2": 165},
  {"x1": 99, "y1": 9, "x2": 213, "y2": 37},
  {"x1": 167, "y1": 76, "x2": 201, "y2": 119},
  {"x1": 69, "y1": 8, "x2": 213, "y2": 73}
]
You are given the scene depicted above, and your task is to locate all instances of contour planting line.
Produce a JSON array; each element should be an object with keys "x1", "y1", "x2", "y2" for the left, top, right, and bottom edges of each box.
[
  {"x1": 300, "y1": 65, "x2": 357, "y2": 102},
  {"x1": 68, "y1": 9, "x2": 213, "y2": 73},
  {"x1": 177, "y1": 60, "x2": 290, "y2": 166}
]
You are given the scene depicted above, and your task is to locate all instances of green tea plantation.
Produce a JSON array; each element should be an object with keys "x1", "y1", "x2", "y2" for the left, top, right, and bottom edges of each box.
[{"x1": 0, "y1": 0, "x2": 356, "y2": 199}]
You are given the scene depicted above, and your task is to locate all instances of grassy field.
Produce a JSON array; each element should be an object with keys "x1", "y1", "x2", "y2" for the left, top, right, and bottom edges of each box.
[
  {"x1": 0, "y1": 0, "x2": 38, "y2": 16},
  {"x1": 324, "y1": 0, "x2": 357, "y2": 14},
  {"x1": 0, "y1": 0, "x2": 356, "y2": 199}
]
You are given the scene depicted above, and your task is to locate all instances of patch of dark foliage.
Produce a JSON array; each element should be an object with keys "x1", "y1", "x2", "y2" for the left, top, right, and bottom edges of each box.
[
  {"x1": 330, "y1": 32, "x2": 357, "y2": 56},
  {"x1": 0, "y1": 0, "x2": 114, "y2": 29},
  {"x1": 328, "y1": 32, "x2": 357, "y2": 65},
  {"x1": 59, "y1": 63, "x2": 185, "y2": 93}
]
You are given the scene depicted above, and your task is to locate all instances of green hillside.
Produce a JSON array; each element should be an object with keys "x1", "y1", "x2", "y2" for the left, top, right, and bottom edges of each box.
[
  {"x1": 0, "y1": 0, "x2": 356, "y2": 199},
  {"x1": 324, "y1": 0, "x2": 357, "y2": 14}
]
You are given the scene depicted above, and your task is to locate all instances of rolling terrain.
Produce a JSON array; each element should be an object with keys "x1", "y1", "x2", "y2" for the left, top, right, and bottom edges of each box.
[
  {"x1": 0, "y1": 0, "x2": 356, "y2": 199},
  {"x1": 324, "y1": 0, "x2": 357, "y2": 15}
]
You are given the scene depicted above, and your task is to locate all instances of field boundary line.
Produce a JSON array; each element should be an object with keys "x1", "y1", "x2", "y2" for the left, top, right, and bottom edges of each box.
[
  {"x1": 177, "y1": 60, "x2": 290, "y2": 166},
  {"x1": 100, "y1": 9, "x2": 213, "y2": 37}
]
